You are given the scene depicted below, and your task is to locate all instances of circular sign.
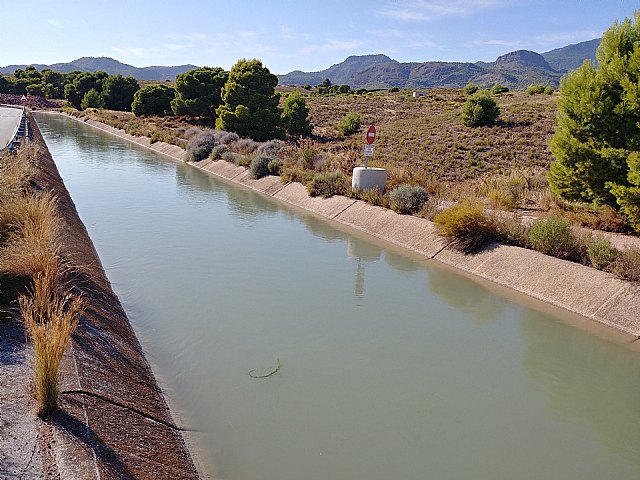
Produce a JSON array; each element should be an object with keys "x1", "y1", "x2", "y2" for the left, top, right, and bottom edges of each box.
[{"x1": 366, "y1": 125, "x2": 376, "y2": 145}]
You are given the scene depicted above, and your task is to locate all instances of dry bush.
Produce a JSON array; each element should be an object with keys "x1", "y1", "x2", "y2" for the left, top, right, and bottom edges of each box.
[
  {"x1": 20, "y1": 272, "x2": 83, "y2": 417},
  {"x1": 610, "y1": 247, "x2": 640, "y2": 282},
  {"x1": 434, "y1": 200, "x2": 498, "y2": 253},
  {"x1": 0, "y1": 192, "x2": 61, "y2": 278},
  {"x1": 0, "y1": 147, "x2": 36, "y2": 201}
]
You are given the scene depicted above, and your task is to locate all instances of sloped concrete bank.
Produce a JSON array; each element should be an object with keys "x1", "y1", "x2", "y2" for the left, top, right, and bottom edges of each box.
[
  {"x1": 29, "y1": 118, "x2": 200, "y2": 479},
  {"x1": 60, "y1": 113, "x2": 640, "y2": 340}
]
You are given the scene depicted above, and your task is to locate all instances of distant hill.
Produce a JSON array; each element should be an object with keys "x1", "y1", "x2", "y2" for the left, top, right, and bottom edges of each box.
[
  {"x1": 0, "y1": 56, "x2": 198, "y2": 81},
  {"x1": 278, "y1": 39, "x2": 601, "y2": 90},
  {"x1": 541, "y1": 38, "x2": 600, "y2": 72}
]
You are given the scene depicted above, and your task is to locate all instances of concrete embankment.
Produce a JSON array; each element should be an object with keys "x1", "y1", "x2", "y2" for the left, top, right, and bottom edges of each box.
[
  {"x1": 63, "y1": 113, "x2": 640, "y2": 340},
  {"x1": 29, "y1": 118, "x2": 200, "y2": 479}
]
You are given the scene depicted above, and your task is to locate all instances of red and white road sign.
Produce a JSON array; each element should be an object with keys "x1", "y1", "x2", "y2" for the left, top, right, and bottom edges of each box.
[{"x1": 366, "y1": 125, "x2": 376, "y2": 144}]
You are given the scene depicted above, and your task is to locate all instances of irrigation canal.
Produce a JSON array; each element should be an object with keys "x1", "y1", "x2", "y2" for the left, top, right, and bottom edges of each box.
[{"x1": 36, "y1": 113, "x2": 640, "y2": 480}]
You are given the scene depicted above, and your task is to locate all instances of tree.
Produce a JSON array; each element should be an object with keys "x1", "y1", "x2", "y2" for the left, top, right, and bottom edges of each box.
[
  {"x1": 548, "y1": 11, "x2": 640, "y2": 227},
  {"x1": 282, "y1": 92, "x2": 312, "y2": 136},
  {"x1": 215, "y1": 59, "x2": 282, "y2": 140},
  {"x1": 41, "y1": 69, "x2": 66, "y2": 99},
  {"x1": 171, "y1": 67, "x2": 228, "y2": 118},
  {"x1": 461, "y1": 90, "x2": 500, "y2": 127},
  {"x1": 101, "y1": 74, "x2": 139, "y2": 111},
  {"x1": 132, "y1": 84, "x2": 175, "y2": 116},
  {"x1": 80, "y1": 88, "x2": 104, "y2": 109},
  {"x1": 64, "y1": 71, "x2": 108, "y2": 109}
]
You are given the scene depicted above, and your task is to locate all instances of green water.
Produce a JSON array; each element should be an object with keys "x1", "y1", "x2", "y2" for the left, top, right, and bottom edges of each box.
[{"x1": 36, "y1": 114, "x2": 640, "y2": 480}]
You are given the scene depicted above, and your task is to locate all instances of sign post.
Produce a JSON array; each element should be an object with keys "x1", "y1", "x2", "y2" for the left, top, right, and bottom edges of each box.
[{"x1": 364, "y1": 125, "x2": 376, "y2": 168}]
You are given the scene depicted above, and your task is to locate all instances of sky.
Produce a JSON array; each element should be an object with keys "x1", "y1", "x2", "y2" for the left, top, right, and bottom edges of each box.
[{"x1": 1, "y1": 0, "x2": 638, "y2": 74}]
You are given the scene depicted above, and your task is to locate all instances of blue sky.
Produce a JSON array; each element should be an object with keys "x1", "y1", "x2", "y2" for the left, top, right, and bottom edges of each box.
[{"x1": 1, "y1": 1, "x2": 638, "y2": 74}]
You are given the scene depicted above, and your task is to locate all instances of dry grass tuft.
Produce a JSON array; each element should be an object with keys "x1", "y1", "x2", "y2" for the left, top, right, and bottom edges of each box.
[
  {"x1": 20, "y1": 271, "x2": 83, "y2": 417},
  {"x1": 0, "y1": 192, "x2": 61, "y2": 279}
]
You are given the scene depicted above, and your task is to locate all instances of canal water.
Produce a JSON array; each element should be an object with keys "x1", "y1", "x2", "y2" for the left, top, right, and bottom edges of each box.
[{"x1": 37, "y1": 114, "x2": 640, "y2": 480}]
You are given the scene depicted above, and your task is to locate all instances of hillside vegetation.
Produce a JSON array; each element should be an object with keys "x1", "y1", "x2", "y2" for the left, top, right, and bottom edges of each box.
[{"x1": 303, "y1": 88, "x2": 556, "y2": 182}]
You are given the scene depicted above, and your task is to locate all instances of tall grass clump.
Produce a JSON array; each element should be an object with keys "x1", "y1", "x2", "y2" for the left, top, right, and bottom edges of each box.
[
  {"x1": 433, "y1": 200, "x2": 497, "y2": 253},
  {"x1": 307, "y1": 171, "x2": 349, "y2": 198},
  {"x1": 20, "y1": 272, "x2": 84, "y2": 417},
  {"x1": 389, "y1": 184, "x2": 428, "y2": 214},
  {"x1": 0, "y1": 192, "x2": 61, "y2": 279},
  {"x1": 186, "y1": 131, "x2": 216, "y2": 162},
  {"x1": 0, "y1": 148, "x2": 36, "y2": 202},
  {"x1": 527, "y1": 216, "x2": 579, "y2": 260},
  {"x1": 250, "y1": 155, "x2": 275, "y2": 179}
]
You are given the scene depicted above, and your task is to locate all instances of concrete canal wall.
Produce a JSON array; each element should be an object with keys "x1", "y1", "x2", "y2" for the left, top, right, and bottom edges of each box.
[{"x1": 30, "y1": 117, "x2": 200, "y2": 479}]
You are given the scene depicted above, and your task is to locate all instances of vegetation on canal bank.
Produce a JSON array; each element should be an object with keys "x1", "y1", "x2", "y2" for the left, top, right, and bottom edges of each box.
[{"x1": 0, "y1": 145, "x2": 84, "y2": 416}]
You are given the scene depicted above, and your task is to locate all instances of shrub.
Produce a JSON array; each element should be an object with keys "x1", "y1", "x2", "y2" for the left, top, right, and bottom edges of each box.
[
  {"x1": 389, "y1": 184, "x2": 428, "y2": 214},
  {"x1": 544, "y1": 86, "x2": 554, "y2": 95},
  {"x1": 186, "y1": 131, "x2": 216, "y2": 162},
  {"x1": 355, "y1": 187, "x2": 390, "y2": 208},
  {"x1": 461, "y1": 90, "x2": 500, "y2": 127},
  {"x1": 610, "y1": 247, "x2": 640, "y2": 282},
  {"x1": 463, "y1": 82, "x2": 478, "y2": 95},
  {"x1": 267, "y1": 158, "x2": 282, "y2": 176},
  {"x1": 491, "y1": 83, "x2": 509, "y2": 95},
  {"x1": 526, "y1": 84, "x2": 547, "y2": 95},
  {"x1": 527, "y1": 216, "x2": 577, "y2": 259},
  {"x1": 209, "y1": 144, "x2": 229, "y2": 160},
  {"x1": 233, "y1": 138, "x2": 260, "y2": 154},
  {"x1": 221, "y1": 151, "x2": 243, "y2": 164},
  {"x1": 257, "y1": 139, "x2": 287, "y2": 156},
  {"x1": 250, "y1": 155, "x2": 275, "y2": 179},
  {"x1": 388, "y1": 86, "x2": 400, "y2": 93},
  {"x1": 282, "y1": 92, "x2": 312, "y2": 136},
  {"x1": 307, "y1": 171, "x2": 349, "y2": 198},
  {"x1": 337, "y1": 111, "x2": 362, "y2": 136},
  {"x1": 215, "y1": 131, "x2": 240, "y2": 145},
  {"x1": 586, "y1": 235, "x2": 619, "y2": 270},
  {"x1": 433, "y1": 200, "x2": 496, "y2": 253},
  {"x1": 280, "y1": 164, "x2": 315, "y2": 185}
]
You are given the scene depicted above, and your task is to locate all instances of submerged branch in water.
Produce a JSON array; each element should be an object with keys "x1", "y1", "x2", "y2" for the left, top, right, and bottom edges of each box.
[{"x1": 249, "y1": 358, "x2": 281, "y2": 378}]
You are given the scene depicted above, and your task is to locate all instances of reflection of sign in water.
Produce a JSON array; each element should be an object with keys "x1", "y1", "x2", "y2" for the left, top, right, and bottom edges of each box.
[{"x1": 347, "y1": 238, "x2": 382, "y2": 298}]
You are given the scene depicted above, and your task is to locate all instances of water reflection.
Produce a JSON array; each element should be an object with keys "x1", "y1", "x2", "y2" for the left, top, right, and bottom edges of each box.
[
  {"x1": 521, "y1": 309, "x2": 640, "y2": 466},
  {"x1": 427, "y1": 266, "x2": 509, "y2": 323}
]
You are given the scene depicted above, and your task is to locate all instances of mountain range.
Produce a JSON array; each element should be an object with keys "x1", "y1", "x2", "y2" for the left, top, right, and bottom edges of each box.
[
  {"x1": 0, "y1": 56, "x2": 197, "y2": 81},
  {"x1": 278, "y1": 38, "x2": 600, "y2": 90},
  {"x1": 1, "y1": 38, "x2": 599, "y2": 88}
]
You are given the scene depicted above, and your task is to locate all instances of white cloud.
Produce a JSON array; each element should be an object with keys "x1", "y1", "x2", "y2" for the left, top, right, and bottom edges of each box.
[
  {"x1": 46, "y1": 18, "x2": 64, "y2": 29},
  {"x1": 299, "y1": 39, "x2": 365, "y2": 55},
  {"x1": 533, "y1": 30, "x2": 601, "y2": 46},
  {"x1": 380, "y1": 0, "x2": 506, "y2": 22},
  {"x1": 475, "y1": 39, "x2": 523, "y2": 47}
]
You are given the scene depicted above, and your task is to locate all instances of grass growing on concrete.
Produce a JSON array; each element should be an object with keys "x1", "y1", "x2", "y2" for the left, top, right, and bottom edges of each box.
[
  {"x1": 0, "y1": 145, "x2": 83, "y2": 416},
  {"x1": 20, "y1": 271, "x2": 84, "y2": 417}
]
